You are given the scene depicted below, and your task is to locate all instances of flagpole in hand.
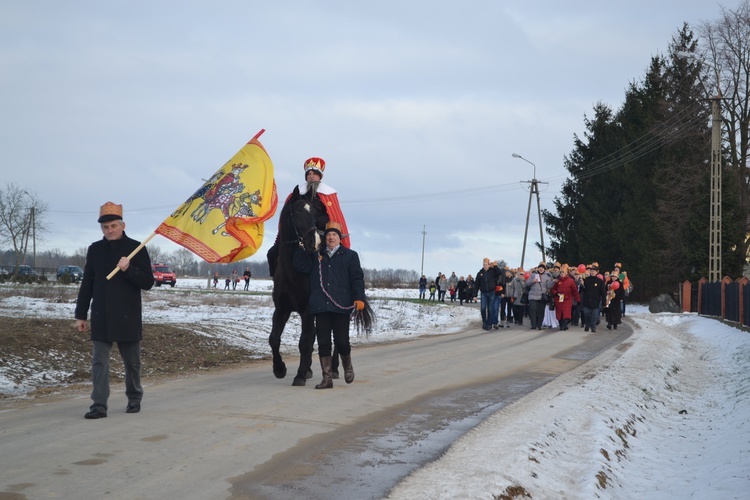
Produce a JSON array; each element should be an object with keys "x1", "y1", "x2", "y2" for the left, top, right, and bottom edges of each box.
[{"x1": 106, "y1": 232, "x2": 157, "y2": 280}]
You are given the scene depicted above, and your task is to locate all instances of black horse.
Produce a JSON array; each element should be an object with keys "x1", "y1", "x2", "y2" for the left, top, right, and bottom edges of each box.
[{"x1": 268, "y1": 185, "x2": 374, "y2": 386}]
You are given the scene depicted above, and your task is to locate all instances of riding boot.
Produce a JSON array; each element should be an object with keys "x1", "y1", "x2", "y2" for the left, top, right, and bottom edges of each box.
[
  {"x1": 315, "y1": 356, "x2": 333, "y2": 389},
  {"x1": 340, "y1": 354, "x2": 355, "y2": 384}
]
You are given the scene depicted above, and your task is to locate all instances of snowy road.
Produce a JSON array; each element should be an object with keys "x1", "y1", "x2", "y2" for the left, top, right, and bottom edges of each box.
[{"x1": 0, "y1": 321, "x2": 629, "y2": 499}]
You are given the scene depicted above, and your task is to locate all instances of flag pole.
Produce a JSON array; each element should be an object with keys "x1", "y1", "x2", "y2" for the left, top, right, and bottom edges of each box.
[{"x1": 106, "y1": 232, "x2": 157, "y2": 280}]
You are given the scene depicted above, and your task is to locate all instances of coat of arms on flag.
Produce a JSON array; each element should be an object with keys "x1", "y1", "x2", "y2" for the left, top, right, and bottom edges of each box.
[{"x1": 155, "y1": 130, "x2": 278, "y2": 263}]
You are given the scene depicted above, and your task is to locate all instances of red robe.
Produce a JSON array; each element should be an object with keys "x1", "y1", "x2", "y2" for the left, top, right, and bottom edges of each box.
[
  {"x1": 288, "y1": 182, "x2": 350, "y2": 248},
  {"x1": 550, "y1": 275, "x2": 580, "y2": 321}
]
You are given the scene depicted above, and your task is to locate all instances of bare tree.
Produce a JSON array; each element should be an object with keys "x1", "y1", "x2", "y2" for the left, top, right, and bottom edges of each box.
[
  {"x1": 147, "y1": 244, "x2": 167, "y2": 265},
  {"x1": 170, "y1": 248, "x2": 198, "y2": 276},
  {"x1": 0, "y1": 183, "x2": 48, "y2": 272},
  {"x1": 699, "y1": 1, "x2": 750, "y2": 262}
]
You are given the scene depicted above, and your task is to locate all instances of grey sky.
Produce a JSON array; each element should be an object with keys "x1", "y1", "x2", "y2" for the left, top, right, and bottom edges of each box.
[{"x1": 1, "y1": 1, "x2": 733, "y2": 277}]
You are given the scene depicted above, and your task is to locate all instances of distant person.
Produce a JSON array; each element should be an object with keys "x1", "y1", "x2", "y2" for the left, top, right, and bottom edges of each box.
[
  {"x1": 212, "y1": 272, "x2": 219, "y2": 289},
  {"x1": 476, "y1": 258, "x2": 502, "y2": 330},
  {"x1": 243, "y1": 267, "x2": 252, "y2": 291},
  {"x1": 293, "y1": 221, "x2": 366, "y2": 389},
  {"x1": 550, "y1": 264, "x2": 580, "y2": 331},
  {"x1": 526, "y1": 263, "x2": 554, "y2": 331},
  {"x1": 437, "y1": 273, "x2": 448, "y2": 302},
  {"x1": 418, "y1": 275, "x2": 427, "y2": 300},
  {"x1": 224, "y1": 276, "x2": 231, "y2": 290},
  {"x1": 429, "y1": 281, "x2": 437, "y2": 301},
  {"x1": 74, "y1": 202, "x2": 154, "y2": 419},
  {"x1": 465, "y1": 275, "x2": 475, "y2": 303},
  {"x1": 457, "y1": 276, "x2": 467, "y2": 305},
  {"x1": 231, "y1": 269, "x2": 238, "y2": 290},
  {"x1": 581, "y1": 264, "x2": 605, "y2": 333},
  {"x1": 507, "y1": 268, "x2": 527, "y2": 326},
  {"x1": 606, "y1": 273, "x2": 625, "y2": 330}
]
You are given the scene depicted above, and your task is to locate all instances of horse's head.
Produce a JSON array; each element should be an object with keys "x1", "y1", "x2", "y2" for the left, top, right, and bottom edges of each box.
[{"x1": 289, "y1": 197, "x2": 321, "y2": 252}]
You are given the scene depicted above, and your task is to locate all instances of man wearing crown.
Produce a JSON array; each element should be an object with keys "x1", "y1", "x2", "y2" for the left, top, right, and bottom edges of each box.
[{"x1": 267, "y1": 157, "x2": 350, "y2": 275}]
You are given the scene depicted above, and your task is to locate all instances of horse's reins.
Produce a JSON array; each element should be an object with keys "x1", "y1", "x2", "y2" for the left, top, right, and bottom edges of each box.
[{"x1": 316, "y1": 253, "x2": 357, "y2": 314}]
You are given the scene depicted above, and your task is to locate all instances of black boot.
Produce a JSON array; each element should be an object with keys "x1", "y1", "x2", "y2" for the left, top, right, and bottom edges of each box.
[
  {"x1": 315, "y1": 356, "x2": 333, "y2": 389},
  {"x1": 340, "y1": 354, "x2": 355, "y2": 384}
]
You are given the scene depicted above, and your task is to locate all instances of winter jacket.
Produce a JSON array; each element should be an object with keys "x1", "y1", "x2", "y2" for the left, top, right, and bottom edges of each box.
[
  {"x1": 293, "y1": 245, "x2": 365, "y2": 315},
  {"x1": 581, "y1": 275, "x2": 606, "y2": 309},
  {"x1": 475, "y1": 265, "x2": 502, "y2": 294},
  {"x1": 507, "y1": 276, "x2": 527, "y2": 303},
  {"x1": 75, "y1": 232, "x2": 154, "y2": 343},
  {"x1": 525, "y1": 271, "x2": 554, "y2": 300}
]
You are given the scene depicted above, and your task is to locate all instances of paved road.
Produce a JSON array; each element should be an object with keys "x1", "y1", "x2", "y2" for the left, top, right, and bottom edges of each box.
[{"x1": 0, "y1": 321, "x2": 630, "y2": 500}]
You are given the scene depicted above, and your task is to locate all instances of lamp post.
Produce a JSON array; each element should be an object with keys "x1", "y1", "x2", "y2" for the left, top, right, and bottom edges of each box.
[
  {"x1": 420, "y1": 225, "x2": 426, "y2": 277},
  {"x1": 512, "y1": 153, "x2": 547, "y2": 269},
  {"x1": 677, "y1": 51, "x2": 722, "y2": 282}
]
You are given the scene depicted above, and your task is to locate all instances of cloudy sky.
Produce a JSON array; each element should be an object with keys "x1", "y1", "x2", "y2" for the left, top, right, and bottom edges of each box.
[{"x1": 1, "y1": 1, "x2": 736, "y2": 277}]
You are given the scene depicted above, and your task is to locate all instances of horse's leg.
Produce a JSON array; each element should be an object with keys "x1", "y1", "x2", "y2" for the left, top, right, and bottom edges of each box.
[
  {"x1": 331, "y1": 345, "x2": 340, "y2": 379},
  {"x1": 269, "y1": 307, "x2": 292, "y2": 379},
  {"x1": 292, "y1": 312, "x2": 315, "y2": 386}
]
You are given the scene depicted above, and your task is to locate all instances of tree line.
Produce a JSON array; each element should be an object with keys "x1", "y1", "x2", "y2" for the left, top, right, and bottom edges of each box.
[{"x1": 543, "y1": 4, "x2": 750, "y2": 286}]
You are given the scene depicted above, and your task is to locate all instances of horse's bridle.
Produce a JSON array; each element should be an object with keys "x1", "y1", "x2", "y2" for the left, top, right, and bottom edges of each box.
[{"x1": 282, "y1": 200, "x2": 321, "y2": 248}]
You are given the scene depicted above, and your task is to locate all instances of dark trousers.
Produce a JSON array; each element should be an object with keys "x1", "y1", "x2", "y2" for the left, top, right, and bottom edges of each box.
[
  {"x1": 315, "y1": 312, "x2": 351, "y2": 357},
  {"x1": 583, "y1": 306, "x2": 600, "y2": 330},
  {"x1": 91, "y1": 340, "x2": 142, "y2": 410},
  {"x1": 501, "y1": 297, "x2": 512, "y2": 322},
  {"x1": 529, "y1": 299, "x2": 545, "y2": 329},
  {"x1": 512, "y1": 304, "x2": 525, "y2": 324}
]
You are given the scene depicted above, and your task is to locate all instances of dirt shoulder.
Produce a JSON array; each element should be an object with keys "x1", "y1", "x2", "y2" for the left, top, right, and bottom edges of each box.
[{"x1": 0, "y1": 316, "x2": 262, "y2": 404}]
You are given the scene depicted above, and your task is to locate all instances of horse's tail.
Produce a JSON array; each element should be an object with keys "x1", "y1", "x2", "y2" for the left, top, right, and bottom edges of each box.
[{"x1": 352, "y1": 298, "x2": 374, "y2": 338}]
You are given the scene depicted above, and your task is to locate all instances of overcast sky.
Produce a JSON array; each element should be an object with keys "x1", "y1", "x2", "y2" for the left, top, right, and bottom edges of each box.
[{"x1": 1, "y1": 1, "x2": 736, "y2": 277}]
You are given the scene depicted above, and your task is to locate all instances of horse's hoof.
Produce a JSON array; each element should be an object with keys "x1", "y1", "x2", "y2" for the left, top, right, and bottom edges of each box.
[
  {"x1": 291, "y1": 377, "x2": 306, "y2": 386},
  {"x1": 273, "y1": 365, "x2": 287, "y2": 379},
  {"x1": 305, "y1": 369, "x2": 313, "y2": 379}
]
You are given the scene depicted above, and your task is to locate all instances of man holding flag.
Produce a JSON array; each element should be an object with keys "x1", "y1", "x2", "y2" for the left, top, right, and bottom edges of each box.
[{"x1": 75, "y1": 202, "x2": 154, "y2": 419}]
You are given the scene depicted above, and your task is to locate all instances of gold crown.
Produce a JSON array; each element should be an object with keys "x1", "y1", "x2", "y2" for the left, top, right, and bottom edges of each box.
[{"x1": 98, "y1": 202, "x2": 123, "y2": 223}]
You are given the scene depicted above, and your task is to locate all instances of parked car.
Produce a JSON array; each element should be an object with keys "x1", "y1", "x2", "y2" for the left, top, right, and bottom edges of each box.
[
  {"x1": 152, "y1": 264, "x2": 177, "y2": 287},
  {"x1": 10, "y1": 265, "x2": 38, "y2": 277},
  {"x1": 57, "y1": 265, "x2": 84, "y2": 283}
]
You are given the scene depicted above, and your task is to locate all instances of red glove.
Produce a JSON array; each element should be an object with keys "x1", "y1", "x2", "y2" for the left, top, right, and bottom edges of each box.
[{"x1": 354, "y1": 300, "x2": 365, "y2": 311}]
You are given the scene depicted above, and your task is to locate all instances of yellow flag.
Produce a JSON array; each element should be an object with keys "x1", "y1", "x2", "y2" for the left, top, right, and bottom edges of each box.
[{"x1": 155, "y1": 130, "x2": 278, "y2": 263}]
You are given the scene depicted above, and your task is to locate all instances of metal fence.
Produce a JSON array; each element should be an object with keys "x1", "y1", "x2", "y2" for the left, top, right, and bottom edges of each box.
[{"x1": 681, "y1": 277, "x2": 750, "y2": 328}]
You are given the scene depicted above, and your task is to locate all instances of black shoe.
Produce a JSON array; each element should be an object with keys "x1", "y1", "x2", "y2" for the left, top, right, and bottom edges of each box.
[
  {"x1": 614, "y1": 325, "x2": 618, "y2": 330},
  {"x1": 126, "y1": 404, "x2": 141, "y2": 414},
  {"x1": 85, "y1": 407, "x2": 107, "y2": 419},
  {"x1": 606, "y1": 325, "x2": 612, "y2": 330},
  {"x1": 591, "y1": 328, "x2": 596, "y2": 333},
  {"x1": 584, "y1": 326, "x2": 589, "y2": 332}
]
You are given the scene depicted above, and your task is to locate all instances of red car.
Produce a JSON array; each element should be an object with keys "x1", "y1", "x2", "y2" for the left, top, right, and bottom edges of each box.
[{"x1": 152, "y1": 264, "x2": 177, "y2": 287}]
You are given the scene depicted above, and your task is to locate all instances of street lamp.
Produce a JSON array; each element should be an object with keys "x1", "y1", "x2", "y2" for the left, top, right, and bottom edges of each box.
[
  {"x1": 512, "y1": 153, "x2": 547, "y2": 269},
  {"x1": 677, "y1": 51, "x2": 723, "y2": 282}
]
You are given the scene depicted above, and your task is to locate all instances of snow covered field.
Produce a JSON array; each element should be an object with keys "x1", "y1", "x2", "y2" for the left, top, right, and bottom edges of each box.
[{"x1": 1, "y1": 279, "x2": 748, "y2": 498}]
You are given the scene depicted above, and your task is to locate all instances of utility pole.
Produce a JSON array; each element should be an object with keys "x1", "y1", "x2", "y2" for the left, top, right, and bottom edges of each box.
[
  {"x1": 513, "y1": 154, "x2": 547, "y2": 269},
  {"x1": 30, "y1": 206, "x2": 36, "y2": 269},
  {"x1": 709, "y1": 94, "x2": 722, "y2": 282},
  {"x1": 420, "y1": 225, "x2": 426, "y2": 276},
  {"x1": 676, "y1": 51, "x2": 723, "y2": 283}
]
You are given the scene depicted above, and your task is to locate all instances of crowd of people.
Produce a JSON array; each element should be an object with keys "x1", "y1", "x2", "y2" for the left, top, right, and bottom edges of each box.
[{"x1": 419, "y1": 260, "x2": 633, "y2": 333}]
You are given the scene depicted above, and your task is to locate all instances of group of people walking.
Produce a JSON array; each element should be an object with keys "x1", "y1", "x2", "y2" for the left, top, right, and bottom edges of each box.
[
  {"x1": 421, "y1": 260, "x2": 632, "y2": 334},
  {"x1": 419, "y1": 272, "x2": 479, "y2": 304}
]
